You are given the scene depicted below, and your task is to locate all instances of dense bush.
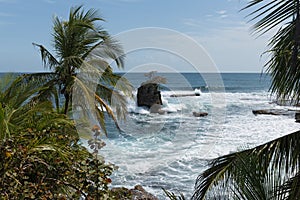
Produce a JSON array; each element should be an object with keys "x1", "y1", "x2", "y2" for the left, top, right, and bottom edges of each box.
[
  {"x1": 0, "y1": 112, "x2": 118, "y2": 199},
  {"x1": 0, "y1": 75, "x2": 130, "y2": 199}
]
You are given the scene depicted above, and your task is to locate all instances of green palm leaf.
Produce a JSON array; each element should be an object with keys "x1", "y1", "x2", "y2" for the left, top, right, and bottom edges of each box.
[
  {"x1": 32, "y1": 5, "x2": 131, "y2": 135},
  {"x1": 192, "y1": 130, "x2": 300, "y2": 199},
  {"x1": 194, "y1": 1, "x2": 300, "y2": 199}
]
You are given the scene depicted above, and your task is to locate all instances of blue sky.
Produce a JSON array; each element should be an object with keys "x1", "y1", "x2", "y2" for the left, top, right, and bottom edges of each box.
[{"x1": 0, "y1": 0, "x2": 272, "y2": 72}]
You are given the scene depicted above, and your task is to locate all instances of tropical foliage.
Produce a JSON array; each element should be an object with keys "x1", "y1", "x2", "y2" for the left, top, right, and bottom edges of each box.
[
  {"x1": 163, "y1": 188, "x2": 186, "y2": 200},
  {"x1": 244, "y1": 0, "x2": 300, "y2": 103},
  {"x1": 192, "y1": 130, "x2": 300, "y2": 199},
  {"x1": 0, "y1": 5, "x2": 133, "y2": 199},
  {"x1": 0, "y1": 75, "x2": 128, "y2": 199},
  {"x1": 32, "y1": 5, "x2": 132, "y2": 134},
  {"x1": 192, "y1": 0, "x2": 300, "y2": 199}
]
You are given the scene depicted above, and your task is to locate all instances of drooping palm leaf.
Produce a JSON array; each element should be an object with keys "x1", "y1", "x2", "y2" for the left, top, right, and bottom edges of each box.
[
  {"x1": 32, "y1": 43, "x2": 60, "y2": 70},
  {"x1": 242, "y1": 0, "x2": 300, "y2": 103},
  {"x1": 91, "y1": 36, "x2": 125, "y2": 68},
  {"x1": 193, "y1": 1, "x2": 300, "y2": 198},
  {"x1": 192, "y1": 130, "x2": 300, "y2": 199},
  {"x1": 32, "y1": 5, "x2": 132, "y2": 132},
  {"x1": 276, "y1": 172, "x2": 300, "y2": 199},
  {"x1": 242, "y1": 0, "x2": 296, "y2": 35}
]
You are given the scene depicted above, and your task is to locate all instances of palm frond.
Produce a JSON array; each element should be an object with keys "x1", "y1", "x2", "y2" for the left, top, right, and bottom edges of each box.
[
  {"x1": 242, "y1": 0, "x2": 300, "y2": 102},
  {"x1": 0, "y1": 73, "x2": 17, "y2": 93},
  {"x1": 95, "y1": 93, "x2": 121, "y2": 134},
  {"x1": 96, "y1": 84, "x2": 129, "y2": 121},
  {"x1": 193, "y1": 130, "x2": 300, "y2": 199},
  {"x1": 91, "y1": 36, "x2": 125, "y2": 68},
  {"x1": 242, "y1": 0, "x2": 295, "y2": 35},
  {"x1": 265, "y1": 20, "x2": 300, "y2": 103},
  {"x1": 100, "y1": 66, "x2": 133, "y2": 97},
  {"x1": 32, "y1": 43, "x2": 59, "y2": 70},
  {"x1": 276, "y1": 172, "x2": 300, "y2": 199},
  {"x1": 163, "y1": 188, "x2": 186, "y2": 200},
  {"x1": 33, "y1": 5, "x2": 130, "y2": 133}
]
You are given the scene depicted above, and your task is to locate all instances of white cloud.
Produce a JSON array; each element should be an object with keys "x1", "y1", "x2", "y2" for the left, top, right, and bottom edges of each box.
[
  {"x1": 180, "y1": 6, "x2": 286, "y2": 71},
  {"x1": 43, "y1": 0, "x2": 55, "y2": 3},
  {"x1": 216, "y1": 10, "x2": 227, "y2": 15},
  {"x1": 188, "y1": 24, "x2": 272, "y2": 72},
  {"x1": 182, "y1": 18, "x2": 202, "y2": 28}
]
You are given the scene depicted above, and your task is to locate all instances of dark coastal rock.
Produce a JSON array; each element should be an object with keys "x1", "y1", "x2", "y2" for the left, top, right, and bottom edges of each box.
[
  {"x1": 193, "y1": 111, "x2": 208, "y2": 117},
  {"x1": 130, "y1": 185, "x2": 158, "y2": 200},
  {"x1": 252, "y1": 109, "x2": 289, "y2": 116},
  {"x1": 170, "y1": 94, "x2": 198, "y2": 97},
  {"x1": 295, "y1": 112, "x2": 300, "y2": 123},
  {"x1": 137, "y1": 83, "x2": 162, "y2": 108},
  {"x1": 111, "y1": 185, "x2": 158, "y2": 200},
  {"x1": 149, "y1": 104, "x2": 165, "y2": 114}
]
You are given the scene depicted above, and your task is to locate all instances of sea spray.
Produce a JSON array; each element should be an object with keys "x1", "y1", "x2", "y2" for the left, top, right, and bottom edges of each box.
[{"x1": 97, "y1": 73, "x2": 299, "y2": 199}]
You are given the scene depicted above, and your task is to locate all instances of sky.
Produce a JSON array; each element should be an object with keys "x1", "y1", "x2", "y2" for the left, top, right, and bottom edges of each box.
[{"x1": 0, "y1": 0, "x2": 273, "y2": 72}]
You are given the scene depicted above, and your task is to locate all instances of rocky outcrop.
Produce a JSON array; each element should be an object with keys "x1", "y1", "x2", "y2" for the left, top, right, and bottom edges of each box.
[
  {"x1": 252, "y1": 109, "x2": 290, "y2": 116},
  {"x1": 111, "y1": 185, "x2": 158, "y2": 200},
  {"x1": 295, "y1": 112, "x2": 300, "y2": 123},
  {"x1": 149, "y1": 104, "x2": 165, "y2": 114},
  {"x1": 193, "y1": 111, "x2": 208, "y2": 117},
  {"x1": 130, "y1": 185, "x2": 158, "y2": 200},
  {"x1": 170, "y1": 94, "x2": 198, "y2": 97},
  {"x1": 137, "y1": 83, "x2": 162, "y2": 108}
]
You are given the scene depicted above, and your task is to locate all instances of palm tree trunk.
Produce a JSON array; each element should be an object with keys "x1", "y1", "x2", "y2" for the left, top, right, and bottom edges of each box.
[{"x1": 64, "y1": 92, "x2": 69, "y2": 115}]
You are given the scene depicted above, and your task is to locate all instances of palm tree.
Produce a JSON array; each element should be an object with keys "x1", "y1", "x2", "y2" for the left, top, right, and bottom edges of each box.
[
  {"x1": 244, "y1": 0, "x2": 300, "y2": 102},
  {"x1": 0, "y1": 74, "x2": 58, "y2": 139},
  {"x1": 0, "y1": 74, "x2": 120, "y2": 199},
  {"x1": 192, "y1": 0, "x2": 300, "y2": 199},
  {"x1": 32, "y1": 5, "x2": 132, "y2": 133}
]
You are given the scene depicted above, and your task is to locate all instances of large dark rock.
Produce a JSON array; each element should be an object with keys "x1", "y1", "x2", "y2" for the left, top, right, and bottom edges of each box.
[{"x1": 137, "y1": 83, "x2": 162, "y2": 108}]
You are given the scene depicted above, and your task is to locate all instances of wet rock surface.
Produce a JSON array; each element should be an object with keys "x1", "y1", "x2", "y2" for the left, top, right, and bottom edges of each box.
[
  {"x1": 137, "y1": 83, "x2": 162, "y2": 108},
  {"x1": 111, "y1": 185, "x2": 158, "y2": 200}
]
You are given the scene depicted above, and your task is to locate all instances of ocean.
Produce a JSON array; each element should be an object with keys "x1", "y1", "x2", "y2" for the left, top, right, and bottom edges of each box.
[
  {"x1": 3, "y1": 72, "x2": 299, "y2": 198},
  {"x1": 99, "y1": 73, "x2": 300, "y2": 198}
]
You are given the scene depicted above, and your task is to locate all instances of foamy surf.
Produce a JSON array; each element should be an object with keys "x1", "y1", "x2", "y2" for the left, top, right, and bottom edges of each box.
[{"x1": 99, "y1": 87, "x2": 299, "y2": 199}]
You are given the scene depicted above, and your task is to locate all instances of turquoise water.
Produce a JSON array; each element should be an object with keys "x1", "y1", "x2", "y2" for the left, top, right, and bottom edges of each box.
[
  {"x1": 100, "y1": 73, "x2": 299, "y2": 198},
  {"x1": 118, "y1": 73, "x2": 271, "y2": 92}
]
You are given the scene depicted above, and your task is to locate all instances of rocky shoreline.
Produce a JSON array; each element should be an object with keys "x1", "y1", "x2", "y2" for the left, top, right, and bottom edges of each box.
[{"x1": 111, "y1": 185, "x2": 158, "y2": 200}]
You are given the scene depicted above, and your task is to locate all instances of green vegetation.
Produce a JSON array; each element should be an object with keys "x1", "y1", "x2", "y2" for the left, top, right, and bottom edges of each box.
[
  {"x1": 143, "y1": 71, "x2": 167, "y2": 85},
  {"x1": 192, "y1": 1, "x2": 300, "y2": 199},
  {"x1": 0, "y1": 5, "x2": 132, "y2": 200},
  {"x1": 163, "y1": 188, "x2": 186, "y2": 200},
  {"x1": 0, "y1": 75, "x2": 122, "y2": 199},
  {"x1": 5, "y1": 1, "x2": 300, "y2": 199},
  {"x1": 32, "y1": 5, "x2": 132, "y2": 133}
]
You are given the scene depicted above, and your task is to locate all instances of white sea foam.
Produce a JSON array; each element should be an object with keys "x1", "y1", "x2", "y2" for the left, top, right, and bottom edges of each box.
[{"x1": 99, "y1": 89, "x2": 300, "y2": 199}]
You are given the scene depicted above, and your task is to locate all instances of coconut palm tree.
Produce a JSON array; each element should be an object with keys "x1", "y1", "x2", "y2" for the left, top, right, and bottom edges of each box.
[
  {"x1": 192, "y1": 0, "x2": 300, "y2": 199},
  {"x1": 0, "y1": 74, "x2": 121, "y2": 199},
  {"x1": 32, "y1": 5, "x2": 132, "y2": 133},
  {"x1": 0, "y1": 74, "x2": 59, "y2": 139}
]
